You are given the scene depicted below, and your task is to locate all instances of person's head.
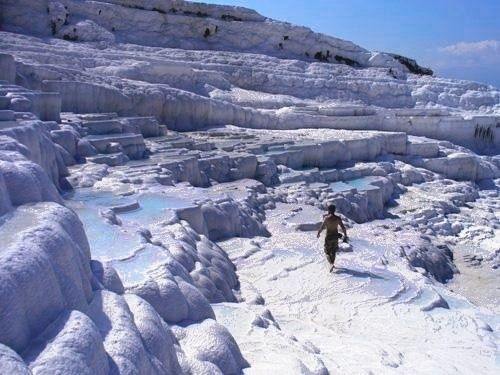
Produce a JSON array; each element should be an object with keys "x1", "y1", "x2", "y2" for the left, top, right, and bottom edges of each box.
[{"x1": 327, "y1": 204, "x2": 336, "y2": 215}]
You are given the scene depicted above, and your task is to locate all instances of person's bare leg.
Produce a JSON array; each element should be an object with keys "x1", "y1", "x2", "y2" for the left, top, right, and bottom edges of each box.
[
  {"x1": 329, "y1": 247, "x2": 338, "y2": 272},
  {"x1": 327, "y1": 251, "x2": 336, "y2": 272}
]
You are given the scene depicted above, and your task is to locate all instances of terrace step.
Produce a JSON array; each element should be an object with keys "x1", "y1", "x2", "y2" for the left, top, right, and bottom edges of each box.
[
  {"x1": 406, "y1": 137, "x2": 440, "y2": 158},
  {"x1": 121, "y1": 116, "x2": 161, "y2": 137},
  {"x1": 75, "y1": 113, "x2": 118, "y2": 121},
  {"x1": 0, "y1": 120, "x2": 20, "y2": 130},
  {"x1": 0, "y1": 96, "x2": 10, "y2": 110},
  {"x1": 0, "y1": 110, "x2": 15, "y2": 121},
  {"x1": 87, "y1": 152, "x2": 130, "y2": 167},
  {"x1": 81, "y1": 120, "x2": 123, "y2": 135},
  {"x1": 86, "y1": 133, "x2": 146, "y2": 160}
]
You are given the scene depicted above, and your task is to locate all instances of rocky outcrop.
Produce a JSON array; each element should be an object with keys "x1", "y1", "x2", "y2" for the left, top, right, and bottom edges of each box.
[
  {"x1": 0, "y1": 0, "x2": 375, "y2": 68},
  {"x1": 389, "y1": 53, "x2": 433, "y2": 76}
]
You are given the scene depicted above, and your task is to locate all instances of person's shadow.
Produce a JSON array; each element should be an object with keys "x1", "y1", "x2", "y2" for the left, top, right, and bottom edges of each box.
[{"x1": 334, "y1": 267, "x2": 385, "y2": 280}]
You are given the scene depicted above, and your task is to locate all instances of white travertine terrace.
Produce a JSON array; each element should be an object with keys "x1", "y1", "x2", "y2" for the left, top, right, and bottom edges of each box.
[{"x1": 0, "y1": 1, "x2": 498, "y2": 374}]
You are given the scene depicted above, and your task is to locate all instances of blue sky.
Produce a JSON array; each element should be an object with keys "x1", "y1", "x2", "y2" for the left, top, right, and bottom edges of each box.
[{"x1": 205, "y1": 0, "x2": 500, "y2": 88}]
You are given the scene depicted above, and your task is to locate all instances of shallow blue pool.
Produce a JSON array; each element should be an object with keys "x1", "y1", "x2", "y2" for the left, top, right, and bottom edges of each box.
[
  {"x1": 110, "y1": 244, "x2": 171, "y2": 286},
  {"x1": 330, "y1": 181, "x2": 354, "y2": 192},
  {"x1": 66, "y1": 190, "x2": 191, "y2": 260},
  {"x1": 117, "y1": 193, "x2": 191, "y2": 225},
  {"x1": 66, "y1": 189, "x2": 137, "y2": 208},
  {"x1": 330, "y1": 176, "x2": 379, "y2": 192},
  {"x1": 346, "y1": 176, "x2": 379, "y2": 190},
  {"x1": 73, "y1": 206, "x2": 143, "y2": 261}
]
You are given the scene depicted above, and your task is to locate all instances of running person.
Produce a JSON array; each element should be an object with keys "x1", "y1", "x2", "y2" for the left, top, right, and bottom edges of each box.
[{"x1": 317, "y1": 205, "x2": 348, "y2": 269}]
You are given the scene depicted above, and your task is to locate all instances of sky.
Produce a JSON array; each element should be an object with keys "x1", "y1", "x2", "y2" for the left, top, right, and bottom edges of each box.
[{"x1": 205, "y1": 0, "x2": 500, "y2": 88}]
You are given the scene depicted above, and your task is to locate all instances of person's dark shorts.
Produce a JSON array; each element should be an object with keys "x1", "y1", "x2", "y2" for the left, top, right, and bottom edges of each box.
[{"x1": 324, "y1": 234, "x2": 339, "y2": 260}]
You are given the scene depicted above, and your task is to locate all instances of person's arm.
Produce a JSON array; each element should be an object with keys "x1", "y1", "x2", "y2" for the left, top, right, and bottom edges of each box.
[
  {"x1": 317, "y1": 220, "x2": 326, "y2": 238},
  {"x1": 339, "y1": 219, "x2": 348, "y2": 242}
]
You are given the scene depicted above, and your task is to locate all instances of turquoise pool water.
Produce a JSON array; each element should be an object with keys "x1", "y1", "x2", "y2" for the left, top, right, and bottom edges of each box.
[
  {"x1": 330, "y1": 176, "x2": 379, "y2": 193},
  {"x1": 330, "y1": 181, "x2": 354, "y2": 192},
  {"x1": 72, "y1": 206, "x2": 143, "y2": 261},
  {"x1": 346, "y1": 176, "x2": 379, "y2": 190},
  {"x1": 66, "y1": 190, "x2": 192, "y2": 261},
  {"x1": 65, "y1": 189, "x2": 137, "y2": 209},
  {"x1": 110, "y1": 243, "x2": 171, "y2": 286},
  {"x1": 117, "y1": 193, "x2": 191, "y2": 225}
]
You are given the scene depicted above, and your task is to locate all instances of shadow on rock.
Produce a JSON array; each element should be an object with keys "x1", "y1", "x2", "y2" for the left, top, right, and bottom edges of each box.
[{"x1": 334, "y1": 267, "x2": 386, "y2": 279}]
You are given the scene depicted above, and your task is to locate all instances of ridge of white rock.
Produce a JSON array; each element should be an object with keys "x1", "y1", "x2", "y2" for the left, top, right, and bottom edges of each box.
[{"x1": 2, "y1": 0, "x2": 373, "y2": 67}]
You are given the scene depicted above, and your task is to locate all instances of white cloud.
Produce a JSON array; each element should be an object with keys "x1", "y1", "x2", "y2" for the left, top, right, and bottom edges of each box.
[
  {"x1": 428, "y1": 40, "x2": 500, "y2": 70},
  {"x1": 439, "y1": 40, "x2": 500, "y2": 56},
  {"x1": 417, "y1": 40, "x2": 500, "y2": 86}
]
